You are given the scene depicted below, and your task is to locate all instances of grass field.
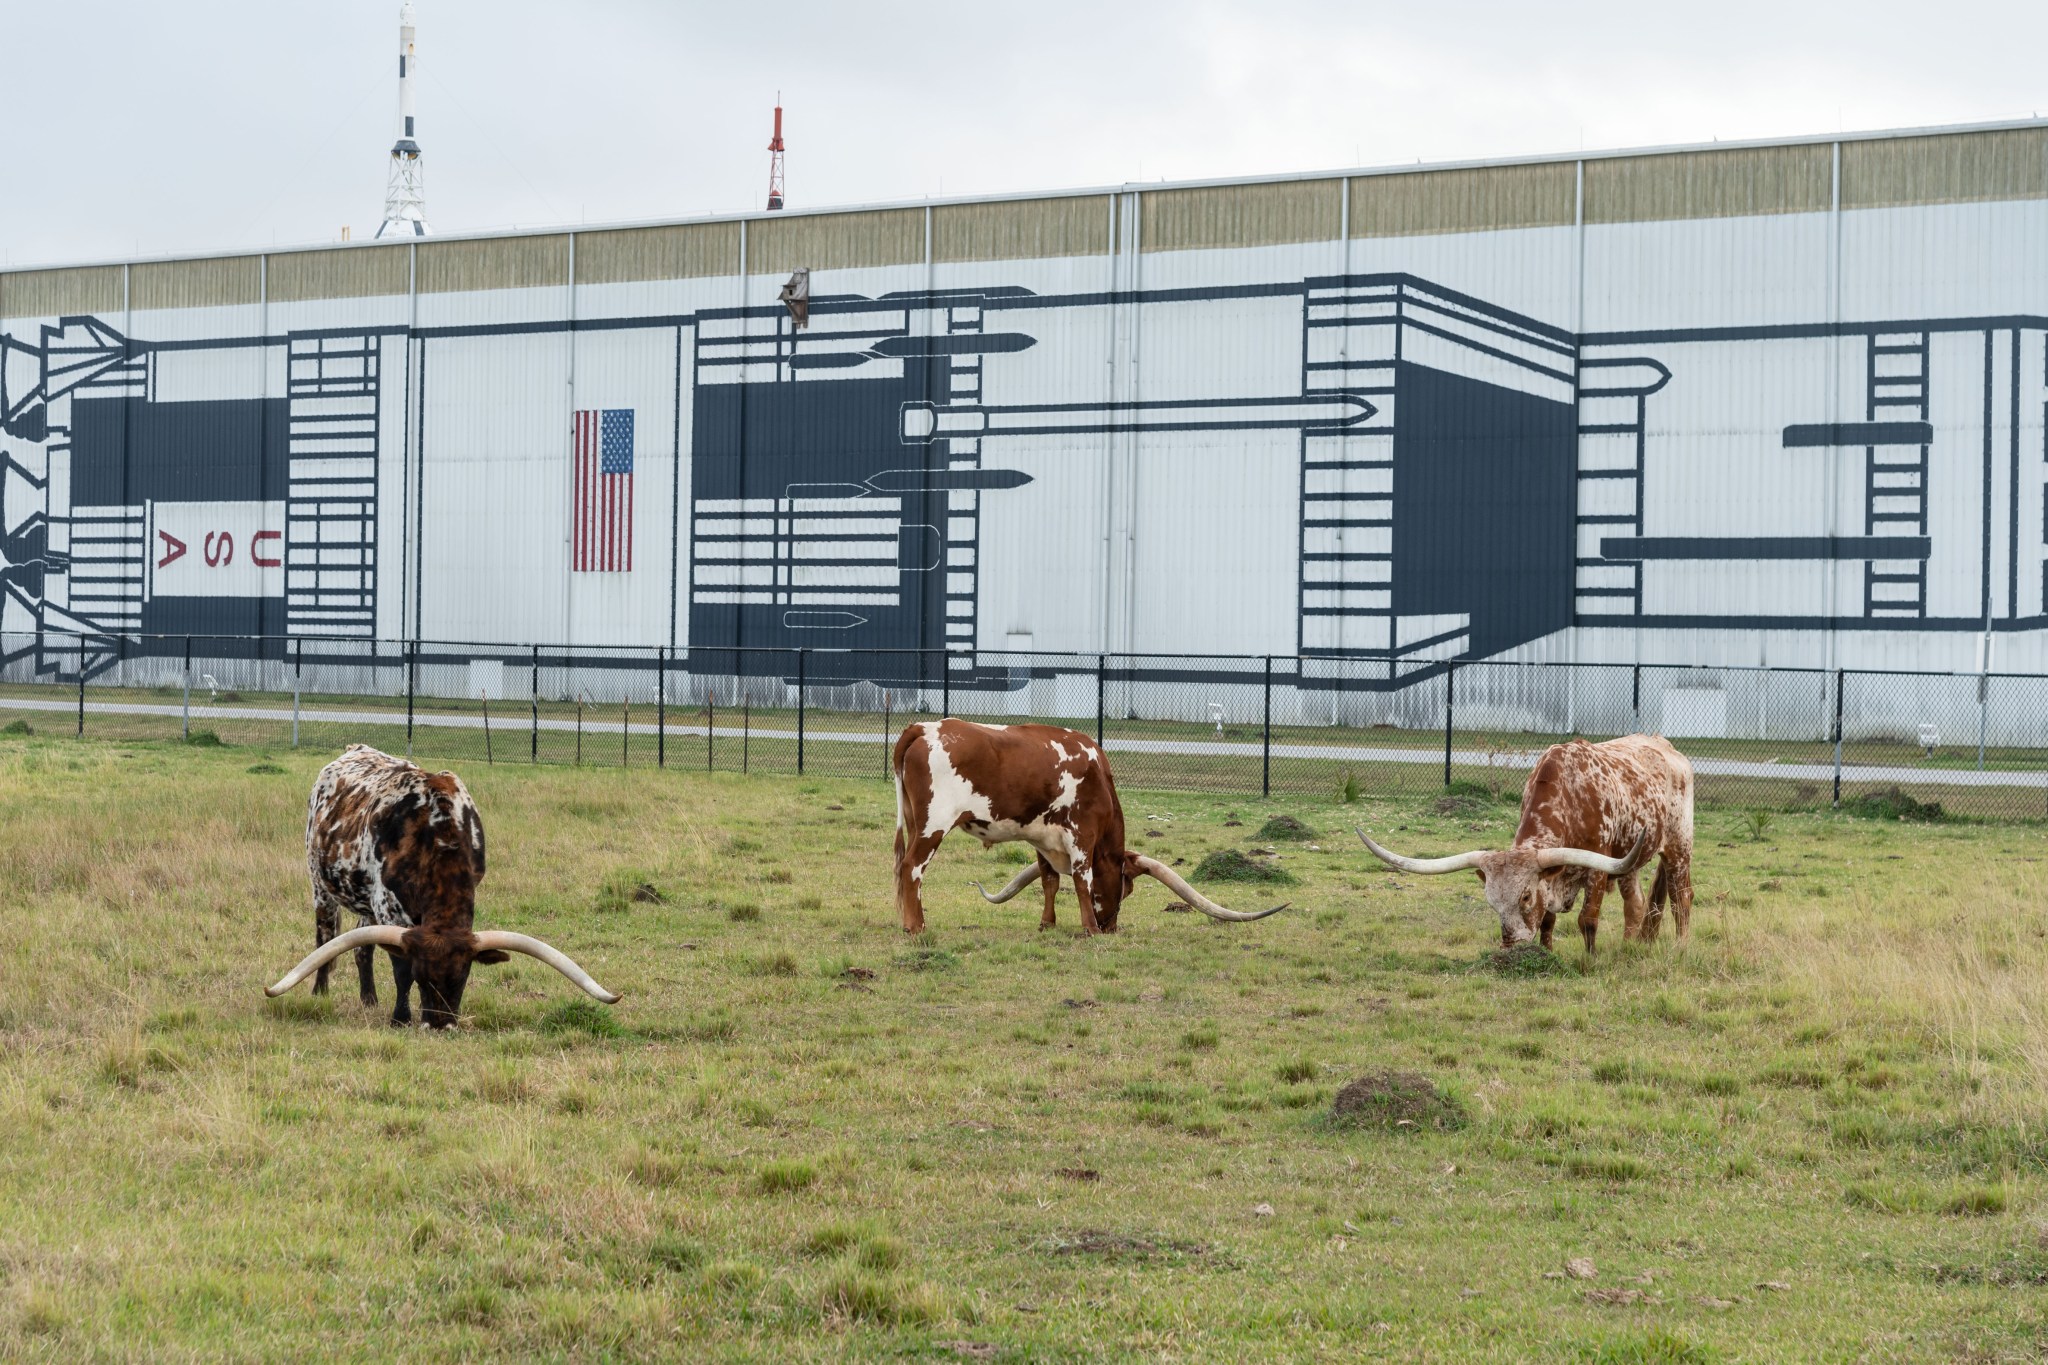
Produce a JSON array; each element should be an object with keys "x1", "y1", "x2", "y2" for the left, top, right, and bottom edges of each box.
[{"x1": 3, "y1": 734, "x2": 2047, "y2": 1361}]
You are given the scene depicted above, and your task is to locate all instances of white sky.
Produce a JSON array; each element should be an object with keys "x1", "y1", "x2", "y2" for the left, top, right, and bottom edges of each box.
[{"x1": 3, "y1": 0, "x2": 2043, "y2": 267}]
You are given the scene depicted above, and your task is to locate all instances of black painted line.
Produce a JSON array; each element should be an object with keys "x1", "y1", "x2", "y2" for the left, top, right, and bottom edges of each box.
[
  {"x1": 1601, "y1": 536, "x2": 1931, "y2": 561},
  {"x1": 1783, "y1": 421, "x2": 1933, "y2": 447}
]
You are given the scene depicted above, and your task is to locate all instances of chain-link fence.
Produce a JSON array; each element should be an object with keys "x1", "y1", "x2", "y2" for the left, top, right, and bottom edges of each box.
[{"x1": 5, "y1": 631, "x2": 2046, "y2": 821}]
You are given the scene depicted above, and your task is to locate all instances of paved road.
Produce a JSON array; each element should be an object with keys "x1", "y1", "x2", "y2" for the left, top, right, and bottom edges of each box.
[{"x1": 5, "y1": 694, "x2": 2041, "y2": 790}]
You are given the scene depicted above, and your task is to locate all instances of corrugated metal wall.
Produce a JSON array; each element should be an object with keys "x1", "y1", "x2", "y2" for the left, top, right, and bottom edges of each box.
[
  {"x1": 0, "y1": 264, "x2": 125, "y2": 318},
  {"x1": 3, "y1": 121, "x2": 2046, "y2": 696},
  {"x1": 267, "y1": 245, "x2": 410, "y2": 301},
  {"x1": 1351, "y1": 162, "x2": 1576, "y2": 237}
]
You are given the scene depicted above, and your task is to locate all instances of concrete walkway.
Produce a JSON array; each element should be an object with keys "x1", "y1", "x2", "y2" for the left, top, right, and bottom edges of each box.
[{"x1": 4, "y1": 694, "x2": 2042, "y2": 790}]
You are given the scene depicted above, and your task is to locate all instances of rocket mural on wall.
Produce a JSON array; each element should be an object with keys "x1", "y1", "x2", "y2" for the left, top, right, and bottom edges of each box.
[{"x1": 1, "y1": 267, "x2": 2043, "y2": 682}]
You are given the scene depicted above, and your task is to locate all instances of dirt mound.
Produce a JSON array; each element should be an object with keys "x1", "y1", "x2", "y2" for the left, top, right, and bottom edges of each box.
[
  {"x1": 1841, "y1": 786, "x2": 1946, "y2": 823},
  {"x1": 1191, "y1": 849, "x2": 1296, "y2": 885},
  {"x1": 1433, "y1": 794, "x2": 1489, "y2": 817},
  {"x1": 1329, "y1": 1070, "x2": 1465, "y2": 1132},
  {"x1": 1255, "y1": 815, "x2": 1317, "y2": 841}
]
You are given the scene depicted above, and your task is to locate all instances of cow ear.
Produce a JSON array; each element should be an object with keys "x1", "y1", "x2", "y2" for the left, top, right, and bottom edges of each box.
[{"x1": 473, "y1": 949, "x2": 511, "y2": 966}]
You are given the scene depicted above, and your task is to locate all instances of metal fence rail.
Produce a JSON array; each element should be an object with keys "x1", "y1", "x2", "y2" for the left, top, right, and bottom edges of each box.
[{"x1": 3, "y1": 631, "x2": 2045, "y2": 821}]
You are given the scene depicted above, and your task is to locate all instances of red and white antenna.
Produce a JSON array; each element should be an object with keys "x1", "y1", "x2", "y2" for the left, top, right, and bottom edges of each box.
[{"x1": 765, "y1": 97, "x2": 786, "y2": 211}]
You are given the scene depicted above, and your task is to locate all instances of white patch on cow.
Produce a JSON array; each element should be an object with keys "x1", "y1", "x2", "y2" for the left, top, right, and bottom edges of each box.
[
  {"x1": 1050, "y1": 767, "x2": 1083, "y2": 812},
  {"x1": 921, "y1": 727, "x2": 994, "y2": 839},
  {"x1": 1048, "y1": 740, "x2": 1072, "y2": 764}
]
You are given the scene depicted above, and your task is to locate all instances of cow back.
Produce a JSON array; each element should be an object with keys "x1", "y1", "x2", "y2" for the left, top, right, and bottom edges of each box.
[
  {"x1": 308, "y1": 745, "x2": 486, "y2": 926},
  {"x1": 1515, "y1": 734, "x2": 1693, "y2": 856}
]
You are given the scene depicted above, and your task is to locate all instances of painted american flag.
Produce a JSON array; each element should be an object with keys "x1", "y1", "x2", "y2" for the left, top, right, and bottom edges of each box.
[{"x1": 572, "y1": 408, "x2": 634, "y2": 572}]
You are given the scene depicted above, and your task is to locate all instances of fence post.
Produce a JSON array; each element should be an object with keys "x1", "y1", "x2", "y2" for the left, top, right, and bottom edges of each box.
[
  {"x1": 76, "y1": 656, "x2": 86, "y2": 738},
  {"x1": 657, "y1": 646, "x2": 667, "y2": 769},
  {"x1": 411, "y1": 642, "x2": 423, "y2": 757},
  {"x1": 797, "y1": 649, "x2": 807, "y2": 775},
  {"x1": 1977, "y1": 671, "x2": 1989, "y2": 771},
  {"x1": 292, "y1": 638, "x2": 302, "y2": 748},
  {"x1": 622, "y1": 697, "x2": 630, "y2": 768},
  {"x1": 743, "y1": 693, "x2": 751, "y2": 774},
  {"x1": 707, "y1": 684, "x2": 715, "y2": 772},
  {"x1": 482, "y1": 693, "x2": 493, "y2": 764},
  {"x1": 1831, "y1": 669, "x2": 1845, "y2": 807},
  {"x1": 530, "y1": 645, "x2": 540, "y2": 764},
  {"x1": 1631, "y1": 662, "x2": 1642, "y2": 733},
  {"x1": 1261, "y1": 655, "x2": 1272, "y2": 798},
  {"x1": 182, "y1": 635, "x2": 192, "y2": 740},
  {"x1": 1095, "y1": 654, "x2": 1106, "y2": 746},
  {"x1": 1442, "y1": 662, "x2": 1456, "y2": 788},
  {"x1": 941, "y1": 649, "x2": 951, "y2": 720}
]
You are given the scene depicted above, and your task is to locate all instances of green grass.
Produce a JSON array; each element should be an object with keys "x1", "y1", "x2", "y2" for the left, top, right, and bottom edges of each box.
[{"x1": 2, "y1": 735, "x2": 2047, "y2": 1359}]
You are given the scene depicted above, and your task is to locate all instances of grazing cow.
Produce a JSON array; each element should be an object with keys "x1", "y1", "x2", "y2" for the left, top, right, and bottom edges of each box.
[
  {"x1": 892, "y1": 719, "x2": 1286, "y2": 935},
  {"x1": 264, "y1": 745, "x2": 618, "y2": 1027},
  {"x1": 1356, "y1": 734, "x2": 1694, "y2": 952}
]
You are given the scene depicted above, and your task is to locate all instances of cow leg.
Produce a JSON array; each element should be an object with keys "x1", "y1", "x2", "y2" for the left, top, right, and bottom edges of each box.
[
  {"x1": 1640, "y1": 854, "x2": 1672, "y2": 942},
  {"x1": 1037, "y1": 856, "x2": 1060, "y2": 930},
  {"x1": 1539, "y1": 911, "x2": 1557, "y2": 949},
  {"x1": 1070, "y1": 861, "x2": 1103, "y2": 936},
  {"x1": 1667, "y1": 851, "x2": 1695, "y2": 941},
  {"x1": 311, "y1": 887, "x2": 342, "y2": 997},
  {"x1": 1618, "y1": 870, "x2": 1650, "y2": 942},
  {"x1": 388, "y1": 948, "x2": 415, "y2": 1027},
  {"x1": 1578, "y1": 878, "x2": 1607, "y2": 955},
  {"x1": 894, "y1": 828, "x2": 944, "y2": 934}
]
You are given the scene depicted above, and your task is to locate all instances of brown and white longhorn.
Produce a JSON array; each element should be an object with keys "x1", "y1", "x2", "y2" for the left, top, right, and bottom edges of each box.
[
  {"x1": 892, "y1": 718, "x2": 1286, "y2": 935},
  {"x1": 1357, "y1": 733, "x2": 1695, "y2": 952}
]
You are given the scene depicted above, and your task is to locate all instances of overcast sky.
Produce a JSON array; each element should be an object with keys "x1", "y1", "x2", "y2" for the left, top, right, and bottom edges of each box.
[{"x1": 3, "y1": 0, "x2": 2043, "y2": 268}]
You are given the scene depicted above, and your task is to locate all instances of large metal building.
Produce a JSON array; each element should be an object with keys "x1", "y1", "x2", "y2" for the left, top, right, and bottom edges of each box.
[{"x1": 3, "y1": 119, "x2": 2046, "y2": 712}]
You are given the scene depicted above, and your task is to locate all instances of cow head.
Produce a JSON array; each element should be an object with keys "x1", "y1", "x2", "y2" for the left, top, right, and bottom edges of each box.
[
  {"x1": 266, "y1": 928, "x2": 618, "y2": 1027},
  {"x1": 1355, "y1": 828, "x2": 1645, "y2": 947}
]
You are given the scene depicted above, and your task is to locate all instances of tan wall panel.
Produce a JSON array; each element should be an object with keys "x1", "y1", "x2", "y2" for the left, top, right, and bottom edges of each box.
[
  {"x1": 1586, "y1": 144, "x2": 1831, "y2": 223},
  {"x1": 1141, "y1": 180, "x2": 1340, "y2": 252},
  {"x1": 575, "y1": 222, "x2": 741, "y2": 284},
  {"x1": 933, "y1": 196, "x2": 1109, "y2": 262},
  {"x1": 266, "y1": 246, "x2": 412, "y2": 302},
  {"x1": 1351, "y1": 162, "x2": 1576, "y2": 237},
  {"x1": 131, "y1": 256, "x2": 263, "y2": 311},
  {"x1": 416, "y1": 235, "x2": 571, "y2": 293},
  {"x1": 748, "y1": 209, "x2": 925, "y2": 275},
  {"x1": 1843, "y1": 128, "x2": 2048, "y2": 208},
  {"x1": 1, "y1": 265, "x2": 124, "y2": 318}
]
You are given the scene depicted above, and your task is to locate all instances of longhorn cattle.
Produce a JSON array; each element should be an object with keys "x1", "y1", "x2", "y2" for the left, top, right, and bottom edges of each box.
[
  {"x1": 264, "y1": 745, "x2": 618, "y2": 1027},
  {"x1": 1357, "y1": 734, "x2": 1694, "y2": 952},
  {"x1": 891, "y1": 718, "x2": 1287, "y2": 935}
]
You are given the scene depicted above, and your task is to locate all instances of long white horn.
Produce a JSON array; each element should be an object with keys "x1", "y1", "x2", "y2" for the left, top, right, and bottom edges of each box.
[
  {"x1": 1355, "y1": 828, "x2": 1488, "y2": 875},
  {"x1": 471, "y1": 931, "x2": 620, "y2": 1003},
  {"x1": 265, "y1": 924, "x2": 409, "y2": 997},
  {"x1": 970, "y1": 862, "x2": 1047, "y2": 905},
  {"x1": 1129, "y1": 855, "x2": 1287, "y2": 922},
  {"x1": 1536, "y1": 830, "x2": 1650, "y2": 876}
]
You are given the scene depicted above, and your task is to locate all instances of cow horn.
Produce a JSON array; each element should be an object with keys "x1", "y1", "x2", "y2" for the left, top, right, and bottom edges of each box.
[
  {"x1": 1355, "y1": 828, "x2": 1488, "y2": 875},
  {"x1": 970, "y1": 862, "x2": 1046, "y2": 905},
  {"x1": 264, "y1": 924, "x2": 409, "y2": 997},
  {"x1": 1130, "y1": 855, "x2": 1287, "y2": 922},
  {"x1": 1535, "y1": 830, "x2": 1651, "y2": 876},
  {"x1": 470, "y1": 931, "x2": 621, "y2": 1003}
]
